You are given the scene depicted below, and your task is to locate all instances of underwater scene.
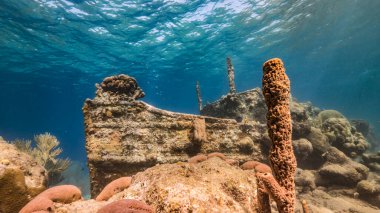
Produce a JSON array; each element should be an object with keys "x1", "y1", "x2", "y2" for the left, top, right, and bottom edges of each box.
[{"x1": 0, "y1": 0, "x2": 380, "y2": 212}]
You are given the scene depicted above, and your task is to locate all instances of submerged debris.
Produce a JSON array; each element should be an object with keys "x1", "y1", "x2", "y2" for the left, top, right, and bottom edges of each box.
[
  {"x1": 226, "y1": 57, "x2": 236, "y2": 94},
  {"x1": 196, "y1": 81, "x2": 203, "y2": 113}
]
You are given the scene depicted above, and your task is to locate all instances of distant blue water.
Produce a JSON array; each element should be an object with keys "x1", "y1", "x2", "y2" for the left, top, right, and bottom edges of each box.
[{"x1": 0, "y1": 0, "x2": 379, "y2": 162}]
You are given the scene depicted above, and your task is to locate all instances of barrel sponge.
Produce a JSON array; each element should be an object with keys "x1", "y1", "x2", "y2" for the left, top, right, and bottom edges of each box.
[
  {"x1": 97, "y1": 199, "x2": 155, "y2": 213},
  {"x1": 96, "y1": 177, "x2": 132, "y2": 201},
  {"x1": 262, "y1": 58, "x2": 297, "y2": 213}
]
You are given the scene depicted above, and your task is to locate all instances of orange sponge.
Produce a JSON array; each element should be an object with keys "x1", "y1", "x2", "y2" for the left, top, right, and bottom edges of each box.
[
  {"x1": 188, "y1": 154, "x2": 208, "y2": 164},
  {"x1": 207, "y1": 152, "x2": 226, "y2": 160},
  {"x1": 262, "y1": 58, "x2": 297, "y2": 213},
  {"x1": 96, "y1": 177, "x2": 132, "y2": 201}
]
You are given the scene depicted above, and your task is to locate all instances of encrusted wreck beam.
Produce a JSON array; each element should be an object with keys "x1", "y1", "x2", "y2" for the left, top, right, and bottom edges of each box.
[
  {"x1": 196, "y1": 81, "x2": 203, "y2": 113},
  {"x1": 83, "y1": 74, "x2": 268, "y2": 197},
  {"x1": 226, "y1": 57, "x2": 236, "y2": 94}
]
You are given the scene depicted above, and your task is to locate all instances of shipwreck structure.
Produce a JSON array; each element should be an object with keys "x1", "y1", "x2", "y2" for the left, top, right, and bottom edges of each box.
[
  {"x1": 83, "y1": 75, "x2": 270, "y2": 197},
  {"x1": 83, "y1": 63, "x2": 376, "y2": 211}
]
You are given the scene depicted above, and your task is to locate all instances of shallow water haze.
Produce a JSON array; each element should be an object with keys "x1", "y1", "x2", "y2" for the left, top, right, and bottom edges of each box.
[{"x1": 0, "y1": 0, "x2": 379, "y2": 161}]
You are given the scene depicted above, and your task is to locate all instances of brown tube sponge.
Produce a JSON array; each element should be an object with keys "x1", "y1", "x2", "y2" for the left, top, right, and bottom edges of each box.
[
  {"x1": 256, "y1": 173, "x2": 291, "y2": 210},
  {"x1": 257, "y1": 179, "x2": 271, "y2": 213},
  {"x1": 262, "y1": 58, "x2": 297, "y2": 213},
  {"x1": 96, "y1": 177, "x2": 132, "y2": 201}
]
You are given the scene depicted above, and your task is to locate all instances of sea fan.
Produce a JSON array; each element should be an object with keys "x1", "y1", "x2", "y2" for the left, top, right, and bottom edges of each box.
[{"x1": 11, "y1": 133, "x2": 71, "y2": 186}]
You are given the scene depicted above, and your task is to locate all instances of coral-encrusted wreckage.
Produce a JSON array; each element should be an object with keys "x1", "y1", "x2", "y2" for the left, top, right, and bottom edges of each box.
[
  {"x1": 9, "y1": 58, "x2": 380, "y2": 212},
  {"x1": 82, "y1": 74, "x2": 270, "y2": 198}
]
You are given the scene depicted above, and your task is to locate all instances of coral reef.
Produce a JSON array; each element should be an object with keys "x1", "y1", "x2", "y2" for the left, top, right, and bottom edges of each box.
[
  {"x1": 261, "y1": 58, "x2": 296, "y2": 212},
  {"x1": 82, "y1": 70, "x2": 379, "y2": 211},
  {"x1": 292, "y1": 138, "x2": 313, "y2": 160},
  {"x1": 321, "y1": 116, "x2": 369, "y2": 157},
  {"x1": 356, "y1": 173, "x2": 380, "y2": 207},
  {"x1": 0, "y1": 137, "x2": 47, "y2": 212},
  {"x1": 23, "y1": 153, "x2": 379, "y2": 213},
  {"x1": 362, "y1": 151, "x2": 380, "y2": 171},
  {"x1": 295, "y1": 169, "x2": 316, "y2": 193},
  {"x1": 201, "y1": 88, "x2": 267, "y2": 123},
  {"x1": 318, "y1": 147, "x2": 368, "y2": 186}
]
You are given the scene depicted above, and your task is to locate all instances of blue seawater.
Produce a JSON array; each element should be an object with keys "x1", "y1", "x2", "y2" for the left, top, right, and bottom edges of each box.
[{"x1": 0, "y1": 0, "x2": 379, "y2": 162}]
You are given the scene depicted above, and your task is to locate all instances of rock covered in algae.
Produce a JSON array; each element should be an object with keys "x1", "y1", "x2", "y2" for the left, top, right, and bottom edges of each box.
[
  {"x1": 0, "y1": 137, "x2": 47, "y2": 213},
  {"x1": 318, "y1": 147, "x2": 369, "y2": 186},
  {"x1": 55, "y1": 157, "x2": 259, "y2": 212},
  {"x1": 362, "y1": 151, "x2": 380, "y2": 171},
  {"x1": 321, "y1": 116, "x2": 369, "y2": 157}
]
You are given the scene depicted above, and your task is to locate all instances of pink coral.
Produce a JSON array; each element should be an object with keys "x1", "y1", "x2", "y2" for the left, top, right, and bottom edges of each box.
[
  {"x1": 38, "y1": 185, "x2": 82, "y2": 203},
  {"x1": 207, "y1": 152, "x2": 227, "y2": 160},
  {"x1": 225, "y1": 158, "x2": 239, "y2": 166},
  {"x1": 188, "y1": 154, "x2": 208, "y2": 164},
  {"x1": 255, "y1": 163, "x2": 272, "y2": 174},
  {"x1": 241, "y1": 161, "x2": 272, "y2": 174},
  {"x1": 96, "y1": 177, "x2": 132, "y2": 201},
  {"x1": 19, "y1": 196, "x2": 54, "y2": 213},
  {"x1": 20, "y1": 185, "x2": 81, "y2": 213},
  {"x1": 97, "y1": 199, "x2": 155, "y2": 213},
  {"x1": 241, "y1": 160, "x2": 261, "y2": 170}
]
